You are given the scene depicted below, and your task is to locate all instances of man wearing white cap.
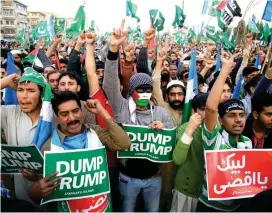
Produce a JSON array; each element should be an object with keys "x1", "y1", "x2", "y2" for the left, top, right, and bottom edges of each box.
[
  {"x1": 10, "y1": 50, "x2": 23, "y2": 63},
  {"x1": 152, "y1": 47, "x2": 186, "y2": 211},
  {"x1": 152, "y1": 48, "x2": 186, "y2": 127}
]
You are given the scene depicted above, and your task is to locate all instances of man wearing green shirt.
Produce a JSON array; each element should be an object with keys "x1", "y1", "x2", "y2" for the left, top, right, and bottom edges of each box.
[
  {"x1": 197, "y1": 50, "x2": 252, "y2": 212},
  {"x1": 171, "y1": 93, "x2": 208, "y2": 212}
]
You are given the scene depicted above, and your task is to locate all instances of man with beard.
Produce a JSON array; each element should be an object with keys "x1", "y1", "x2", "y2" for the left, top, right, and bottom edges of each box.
[
  {"x1": 152, "y1": 48, "x2": 185, "y2": 127},
  {"x1": 152, "y1": 47, "x2": 186, "y2": 211}
]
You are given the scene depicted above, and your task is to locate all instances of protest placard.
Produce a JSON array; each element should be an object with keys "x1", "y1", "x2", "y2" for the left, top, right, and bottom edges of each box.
[
  {"x1": 41, "y1": 147, "x2": 110, "y2": 205},
  {"x1": 1, "y1": 144, "x2": 43, "y2": 174},
  {"x1": 205, "y1": 149, "x2": 272, "y2": 200},
  {"x1": 118, "y1": 124, "x2": 176, "y2": 162}
]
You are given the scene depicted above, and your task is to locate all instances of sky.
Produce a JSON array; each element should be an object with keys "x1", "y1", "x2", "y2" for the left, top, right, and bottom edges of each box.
[{"x1": 20, "y1": 0, "x2": 270, "y2": 33}]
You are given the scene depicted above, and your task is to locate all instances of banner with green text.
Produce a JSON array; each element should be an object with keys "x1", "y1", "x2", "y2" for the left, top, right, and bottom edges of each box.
[
  {"x1": 41, "y1": 147, "x2": 110, "y2": 205},
  {"x1": 118, "y1": 124, "x2": 176, "y2": 162},
  {"x1": 1, "y1": 144, "x2": 43, "y2": 174}
]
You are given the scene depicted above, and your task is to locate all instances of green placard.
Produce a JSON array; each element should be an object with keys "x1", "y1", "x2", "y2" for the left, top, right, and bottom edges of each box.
[
  {"x1": 1, "y1": 144, "x2": 43, "y2": 174},
  {"x1": 118, "y1": 124, "x2": 176, "y2": 162},
  {"x1": 41, "y1": 147, "x2": 110, "y2": 205}
]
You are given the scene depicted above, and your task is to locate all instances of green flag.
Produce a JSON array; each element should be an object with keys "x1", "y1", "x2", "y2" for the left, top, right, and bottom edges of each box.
[
  {"x1": 127, "y1": 0, "x2": 140, "y2": 23},
  {"x1": 205, "y1": 25, "x2": 221, "y2": 44},
  {"x1": 32, "y1": 21, "x2": 51, "y2": 42},
  {"x1": 256, "y1": 21, "x2": 264, "y2": 40},
  {"x1": 248, "y1": 20, "x2": 260, "y2": 34},
  {"x1": 172, "y1": 5, "x2": 186, "y2": 28},
  {"x1": 221, "y1": 31, "x2": 235, "y2": 52},
  {"x1": 176, "y1": 32, "x2": 184, "y2": 45},
  {"x1": 133, "y1": 25, "x2": 143, "y2": 43},
  {"x1": 208, "y1": 0, "x2": 221, "y2": 17},
  {"x1": 66, "y1": 5, "x2": 85, "y2": 37},
  {"x1": 149, "y1": 9, "x2": 165, "y2": 32},
  {"x1": 197, "y1": 34, "x2": 201, "y2": 44},
  {"x1": 263, "y1": 23, "x2": 270, "y2": 43},
  {"x1": 187, "y1": 28, "x2": 196, "y2": 43},
  {"x1": 17, "y1": 28, "x2": 25, "y2": 43},
  {"x1": 54, "y1": 18, "x2": 65, "y2": 34},
  {"x1": 89, "y1": 20, "x2": 95, "y2": 32}
]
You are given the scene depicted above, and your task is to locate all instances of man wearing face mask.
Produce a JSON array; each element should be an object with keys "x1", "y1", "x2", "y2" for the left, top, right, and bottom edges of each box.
[{"x1": 103, "y1": 20, "x2": 174, "y2": 212}]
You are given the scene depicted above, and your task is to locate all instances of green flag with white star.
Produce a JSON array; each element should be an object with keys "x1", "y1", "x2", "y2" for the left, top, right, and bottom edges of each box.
[
  {"x1": 89, "y1": 20, "x2": 95, "y2": 32},
  {"x1": 176, "y1": 32, "x2": 184, "y2": 45},
  {"x1": 172, "y1": 5, "x2": 186, "y2": 28},
  {"x1": 32, "y1": 21, "x2": 51, "y2": 42},
  {"x1": 256, "y1": 21, "x2": 264, "y2": 40},
  {"x1": 187, "y1": 28, "x2": 196, "y2": 43},
  {"x1": 126, "y1": 0, "x2": 140, "y2": 23},
  {"x1": 248, "y1": 20, "x2": 260, "y2": 34},
  {"x1": 221, "y1": 31, "x2": 235, "y2": 52},
  {"x1": 205, "y1": 25, "x2": 220, "y2": 44},
  {"x1": 149, "y1": 9, "x2": 165, "y2": 32},
  {"x1": 17, "y1": 28, "x2": 25, "y2": 43},
  {"x1": 263, "y1": 23, "x2": 270, "y2": 43},
  {"x1": 66, "y1": 5, "x2": 85, "y2": 37},
  {"x1": 54, "y1": 18, "x2": 65, "y2": 34}
]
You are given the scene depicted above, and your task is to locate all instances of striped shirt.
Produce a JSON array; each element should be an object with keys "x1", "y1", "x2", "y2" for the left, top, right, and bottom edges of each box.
[{"x1": 200, "y1": 123, "x2": 252, "y2": 211}]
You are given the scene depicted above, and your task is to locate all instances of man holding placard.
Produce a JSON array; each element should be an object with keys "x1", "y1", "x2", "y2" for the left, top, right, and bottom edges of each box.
[
  {"x1": 197, "y1": 50, "x2": 252, "y2": 212},
  {"x1": 27, "y1": 91, "x2": 131, "y2": 211},
  {"x1": 1, "y1": 68, "x2": 53, "y2": 204},
  {"x1": 103, "y1": 20, "x2": 175, "y2": 212}
]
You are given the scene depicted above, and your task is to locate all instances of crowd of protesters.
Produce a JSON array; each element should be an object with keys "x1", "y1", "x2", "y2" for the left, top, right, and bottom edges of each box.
[{"x1": 1, "y1": 19, "x2": 272, "y2": 212}]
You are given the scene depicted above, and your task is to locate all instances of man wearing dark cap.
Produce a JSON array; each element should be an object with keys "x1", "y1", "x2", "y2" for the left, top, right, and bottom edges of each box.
[
  {"x1": 96, "y1": 61, "x2": 105, "y2": 86},
  {"x1": 197, "y1": 51, "x2": 252, "y2": 212},
  {"x1": 240, "y1": 65, "x2": 259, "y2": 99},
  {"x1": 103, "y1": 22, "x2": 174, "y2": 212}
]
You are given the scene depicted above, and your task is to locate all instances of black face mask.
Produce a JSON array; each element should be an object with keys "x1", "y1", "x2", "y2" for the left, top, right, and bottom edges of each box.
[
  {"x1": 168, "y1": 100, "x2": 184, "y2": 110},
  {"x1": 161, "y1": 73, "x2": 170, "y2": 82}
]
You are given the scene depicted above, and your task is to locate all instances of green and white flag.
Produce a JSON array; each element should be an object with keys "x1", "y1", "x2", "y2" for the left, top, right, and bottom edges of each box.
[
  {"x1": 31, "y1": 21, "x2": 51, "y2": 42},
  {"x1": 41, "y1": 147, "x2": 110, "y2": 205},
  {"x1": 263, "y1": 23, "x2": 270, "y2": 43},
  {"x1": 17, "y1": 28, "x2": 26, "y2": 43},
  {"x1": 149, "y1": 9, "x2": 165, "y2": 32},
  {"x1": 221, "y1": 31, "x2": 235, "y2": 52},
  {"x1": 54, "y1": 18, "x2": 66, "y2": 34},
  {"x1": 256, "y1": 21, "x2": 264, "y2": 40},
  {"x1": 172, "y1": 5, "x2": 186, "y2": 28},
  {"x1": 205, "y1": 25, "x2": 221, "y2": 44},
  {"x1": 217, "y1": 0, "x2": 242, "y2": 31},
  {"x1": 187, "y1": 28, "x2": 196, "y2": 43},
  {"x1": 248, "y1": 20, "x2": 260, "y2": 34},
  {"x1": 118, "y1": 124, "x2": 176, "y2": 163},
  {"x1": 89, "y1": 20, "x2": 96, "y2": 32},
  {"x1": 1, "y1": 144, "x2": 43, "y2": 174},
  {"x1": 176, "y1": 32, "x2": 184, "y2": 45},
  {"x1": 126, "y1": 0, "x2": 140, "y2": 23},
  {"x1": 66, "y1": 5, "x2": 85, "y2": 37}
]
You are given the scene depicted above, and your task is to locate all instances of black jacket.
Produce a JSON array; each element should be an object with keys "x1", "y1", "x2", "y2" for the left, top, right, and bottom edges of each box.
[{"x1": 243, "y1": 114, "x2": 272, "y2": 149}]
